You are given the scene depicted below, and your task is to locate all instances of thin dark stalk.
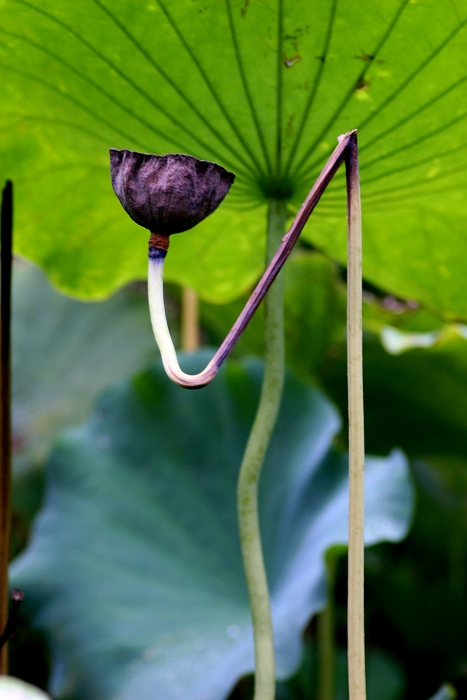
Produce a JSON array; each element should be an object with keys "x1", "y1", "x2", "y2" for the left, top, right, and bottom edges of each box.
[
  {"x1": 0, "y1": 590, "x2": 24, "y2": 651},
  {"x1": 0, "y1": 181, "x2": 13, "y2": 675}
]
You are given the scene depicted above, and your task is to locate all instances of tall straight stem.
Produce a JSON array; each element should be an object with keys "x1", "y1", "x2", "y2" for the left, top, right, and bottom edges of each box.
[
  {"x1": 0, "y1": 182, "x2": 13, "y2": 675},
  {"x1": 345, "y1": 134, "x2": 366, "y2": 700},
  {"x1": 237, "y1": 200, "x2": 286, "y2": 700}
]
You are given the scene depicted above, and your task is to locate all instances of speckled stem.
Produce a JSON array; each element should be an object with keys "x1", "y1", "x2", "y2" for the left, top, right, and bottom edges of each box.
[
  {"x1": 345, "y1": 133, "x2": 366, "y2": 700},
  {"x1": 237, "y1": 200, "x2": 286, "y2": 700}
]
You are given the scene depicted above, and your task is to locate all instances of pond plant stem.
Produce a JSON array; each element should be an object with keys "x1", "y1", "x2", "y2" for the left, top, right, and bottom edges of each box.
[
  {"x1": 345, "y1": 133, "x2": 366, "y2": 700},
  {"x1": 0, "y1": 181, "x2": 13, "y2": 676},
  {"x1": 237, "y1": 200, "x2": 286, "y2": 700}
]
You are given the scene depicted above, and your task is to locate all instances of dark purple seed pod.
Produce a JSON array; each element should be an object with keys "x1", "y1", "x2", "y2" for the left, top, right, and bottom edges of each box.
[{"x1": 110, "y1": 149, "x2": 235, "y2": 235}]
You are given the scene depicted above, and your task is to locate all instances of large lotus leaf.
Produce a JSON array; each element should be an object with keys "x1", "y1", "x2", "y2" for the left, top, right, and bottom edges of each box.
[
  {"x1": 0, "y1": 1, "x2": 466, "y2": 315},
  {"x1": 10, "y1": 352, "x2": 413, "y2": 700},
  {"x1": 12, "y1": 261, "x2": 157, "y2": 474}
]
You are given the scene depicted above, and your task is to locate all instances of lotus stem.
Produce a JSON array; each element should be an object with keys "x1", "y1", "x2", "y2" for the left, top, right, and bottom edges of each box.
[
  {"x1": 345, "y1": 132, "x2": 366, "y2": 700},
  {"x1": 237, "y1": 200, "x2": 286, "y2": 700},
  {"x1": 148, "y1": 249, "x2": 218, "y2": 387}
]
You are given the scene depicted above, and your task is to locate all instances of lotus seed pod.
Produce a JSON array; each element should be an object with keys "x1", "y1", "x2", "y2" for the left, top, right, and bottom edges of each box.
[{"x1": 110, "y1": 149, "x2": 235, "y2": 235}]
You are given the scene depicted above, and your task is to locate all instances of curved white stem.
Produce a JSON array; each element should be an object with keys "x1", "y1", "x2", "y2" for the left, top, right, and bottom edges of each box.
[{"x1": 148, "y1": 255, "x2": 218, "y2": 388}]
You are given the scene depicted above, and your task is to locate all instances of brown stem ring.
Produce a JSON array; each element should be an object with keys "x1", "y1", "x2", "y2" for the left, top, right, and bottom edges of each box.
[{"x1": 149, "y1": 232, "x2": 170, "y2": 252}]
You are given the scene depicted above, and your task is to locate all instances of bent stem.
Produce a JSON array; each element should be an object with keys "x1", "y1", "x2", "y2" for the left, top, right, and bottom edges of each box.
[
  {"x1": 346, "y1": 134, "x2": 366, "y2": 700},
  {"x1": 0, "y1": 181, "x2": 13, "y2": 675},
  {"x1": 147, "y1": 131, "x2": 353, "y2": 389},
  {"x1": 237, "y1": 200, "x2": 286, "y2": 700}
]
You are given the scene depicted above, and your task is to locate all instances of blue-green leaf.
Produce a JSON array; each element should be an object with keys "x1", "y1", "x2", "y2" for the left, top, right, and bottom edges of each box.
[
  {"x1": 12, "y1": 262, "x2": 157, "y2": 474},
  {"x1": 11, "y1": 353, "x2": 413, "y2": 700}
]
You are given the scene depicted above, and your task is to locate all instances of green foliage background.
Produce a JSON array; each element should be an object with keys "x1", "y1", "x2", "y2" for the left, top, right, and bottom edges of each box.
[
  {"x1": 0, "y1": 0, "x2": 466, "y2": 311},
  {"x1": 2, "y1": 0, "x2": 467, "y2": 699}
]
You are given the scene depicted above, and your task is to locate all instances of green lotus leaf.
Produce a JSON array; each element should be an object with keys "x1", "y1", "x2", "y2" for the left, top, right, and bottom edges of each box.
[{"x1": 0, "y1": 1, "x2": 465, "y2": 316}]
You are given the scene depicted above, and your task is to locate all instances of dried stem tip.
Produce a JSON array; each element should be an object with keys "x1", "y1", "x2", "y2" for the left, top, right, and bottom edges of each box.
[{"x1": 110, "y1": 149, "x2": 235, "y2": 235}]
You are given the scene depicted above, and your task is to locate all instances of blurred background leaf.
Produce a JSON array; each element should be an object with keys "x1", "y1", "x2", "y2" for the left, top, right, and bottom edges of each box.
[
  {"x1": 320, "y1": 327, "x2": 467, "y2": 458},
  {"x1": 0, "y1": 676, "x2": 52, "y2": 699},
  {"x1": 10, "y1": 353, "x2": 413, "y2": 700},
  {"x1": 11, "y1": 261, "x2": 157, "y2": 478}
]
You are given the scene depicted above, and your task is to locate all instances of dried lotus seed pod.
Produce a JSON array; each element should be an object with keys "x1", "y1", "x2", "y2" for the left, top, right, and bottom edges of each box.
[{"x1": 110, "y1": 149, "x2": 235, "y2": 236}]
